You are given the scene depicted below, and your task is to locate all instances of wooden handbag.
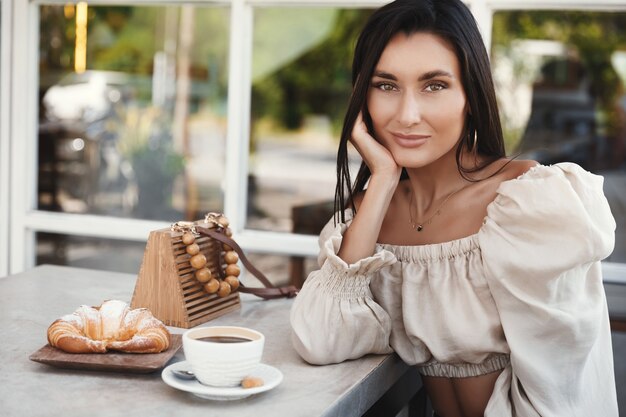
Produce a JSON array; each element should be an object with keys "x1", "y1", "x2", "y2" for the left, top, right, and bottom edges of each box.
[{"x1": 131, "y1": 213, "x2": 298, "y2": 328}]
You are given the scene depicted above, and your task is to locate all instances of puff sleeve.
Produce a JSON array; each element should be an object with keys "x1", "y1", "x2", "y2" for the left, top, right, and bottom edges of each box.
[
  {"x1": 290, "y1": 209, "x2": 397, "y2": 364},
  {"x1": 478, "y1": 163, "x2": 618, "y2": 417}
]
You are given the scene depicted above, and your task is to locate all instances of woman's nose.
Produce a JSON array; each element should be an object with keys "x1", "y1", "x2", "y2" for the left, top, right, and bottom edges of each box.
[{"x1": 397, "y1": 92, "x2": 422, "y2": 127}]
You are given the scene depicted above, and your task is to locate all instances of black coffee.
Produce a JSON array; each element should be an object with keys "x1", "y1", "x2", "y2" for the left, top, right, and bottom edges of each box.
[{"x1": 196, "y1": 336, "x2": 252, "y2": 343}]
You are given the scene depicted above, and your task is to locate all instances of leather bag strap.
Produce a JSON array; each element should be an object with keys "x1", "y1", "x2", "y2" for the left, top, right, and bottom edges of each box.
[{"x1": 195, "y1": 226, "x2": 299, "y2": 300}]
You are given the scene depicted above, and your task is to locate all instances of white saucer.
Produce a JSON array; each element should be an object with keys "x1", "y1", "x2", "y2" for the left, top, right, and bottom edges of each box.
[{"x1": 162, "y1": 361, "x2": 283, "y2": 401}]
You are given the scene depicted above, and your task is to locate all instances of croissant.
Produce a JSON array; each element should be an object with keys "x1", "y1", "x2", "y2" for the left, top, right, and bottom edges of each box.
[{"x1": 47, "y1": 300, "x2": 171, "y2": 354}]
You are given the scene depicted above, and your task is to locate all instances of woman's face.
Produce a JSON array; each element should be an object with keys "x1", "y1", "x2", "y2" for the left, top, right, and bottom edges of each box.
[{"x1": 366, "y1": 32, "x2": 468, "y2": 168}]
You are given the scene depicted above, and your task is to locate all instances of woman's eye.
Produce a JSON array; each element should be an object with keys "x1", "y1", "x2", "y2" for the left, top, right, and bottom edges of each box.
[
  {"x1": 425, "y1": 82, "x2": 446, "y2": 92},
  {"x1": 374, "y1": 82, "x2": 396, "y2": 92}
]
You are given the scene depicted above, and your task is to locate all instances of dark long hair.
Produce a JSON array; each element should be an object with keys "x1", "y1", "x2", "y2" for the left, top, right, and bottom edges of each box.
[{"x1": 335, "y1": 0, "x2": 506, "y2": 223}]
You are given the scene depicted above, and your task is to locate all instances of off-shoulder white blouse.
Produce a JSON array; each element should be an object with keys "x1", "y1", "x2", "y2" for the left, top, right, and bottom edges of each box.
[{"x1": 290, "y1": 163, "x2": 619, "y2": 417}]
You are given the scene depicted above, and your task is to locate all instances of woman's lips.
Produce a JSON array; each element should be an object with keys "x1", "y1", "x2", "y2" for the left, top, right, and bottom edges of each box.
[{"x1": 390, "y1": 132, "x2": 430, "y2": 148}]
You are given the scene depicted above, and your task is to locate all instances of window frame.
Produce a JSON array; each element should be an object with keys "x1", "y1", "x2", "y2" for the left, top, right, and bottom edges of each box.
[
  {"x1": 4, "y1": 0, "x2": 626, "y2": 284},
  {"x1": 0, "y1": 0, "x2": 11, "y2": 277}
]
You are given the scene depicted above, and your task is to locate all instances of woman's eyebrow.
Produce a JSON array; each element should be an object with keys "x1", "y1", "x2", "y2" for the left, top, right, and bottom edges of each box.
[
  {"x1": 372, "y1": 71, "x2": 397, "y2": 80},
  {"x1": 418, "y1": 70, "x2": 455, "y2": 81},
  {"x1": 372, "y1": 69, "x2": 455, "y2": 81}
]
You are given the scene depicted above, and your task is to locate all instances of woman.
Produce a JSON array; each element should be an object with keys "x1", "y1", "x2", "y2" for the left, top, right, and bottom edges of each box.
[{"x1": 289, "y1": 0, "x2": 619, "y2": 416}]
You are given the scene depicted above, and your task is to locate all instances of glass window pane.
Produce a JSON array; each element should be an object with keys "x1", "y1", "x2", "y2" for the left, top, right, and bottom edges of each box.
[
  {"x1": 248, "y1": 8, "x2": 369, "y2": 234},
  {"x1": 491, "y1": 10, "x2": 626, "y2": 262},
  {"x1": 38, "y1": 4, "x2": 229, "y2": 221},
  {"x1": 36, "y1": 232, "x2": 317, "y2": 285},
  {"x1": 37, "y1": 232, "x2": 145, "y2": 274}
]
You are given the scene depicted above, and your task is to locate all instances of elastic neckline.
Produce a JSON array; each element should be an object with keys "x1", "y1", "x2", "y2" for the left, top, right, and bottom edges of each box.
[{"x1": 377, "y1": 233, "x2": 480, "y2": 262}]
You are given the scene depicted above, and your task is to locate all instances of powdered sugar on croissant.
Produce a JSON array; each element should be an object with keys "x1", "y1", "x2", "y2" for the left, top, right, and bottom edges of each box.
[{"x1": 47, "y1": 300, "x2": 171, "y2": 353}]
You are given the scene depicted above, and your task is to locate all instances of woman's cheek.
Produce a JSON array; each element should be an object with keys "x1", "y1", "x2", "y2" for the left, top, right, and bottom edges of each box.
[{"x1": 368, "y1": 96, "x2": 394, "y2": 127}]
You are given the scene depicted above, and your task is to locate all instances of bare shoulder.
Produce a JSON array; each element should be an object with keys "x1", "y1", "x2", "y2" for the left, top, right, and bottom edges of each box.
[
  {"x1": 470, "y1": 158, "x2": 539, "y2": 199},
  {"x1": 467, "y1": 158, "x2": 539, "y2": 209},
  {"x1": 442, "y1": 159, "x2": 540, "y2": 238},
  {"x1": 489, "y1": 158, "x2": 539, "y2": 182}
]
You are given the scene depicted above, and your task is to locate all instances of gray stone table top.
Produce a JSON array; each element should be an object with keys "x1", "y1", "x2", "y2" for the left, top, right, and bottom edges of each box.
[{"x1": 0, "y1": 265, "x2": 411, "y2": 417}]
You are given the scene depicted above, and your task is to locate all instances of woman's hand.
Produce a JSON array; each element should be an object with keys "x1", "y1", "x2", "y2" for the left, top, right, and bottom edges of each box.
[
  {"x1": 338, "y1": 112, "x2": 401, "y2": 264},
  {"x1": 350, "y1": 112, "x2": 401, "y2": 182}
]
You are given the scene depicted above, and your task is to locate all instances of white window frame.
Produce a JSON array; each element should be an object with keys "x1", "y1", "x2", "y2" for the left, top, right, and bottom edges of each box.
[
  {"x1": 4, "y1": 0, "x2": 626, "y2": 283},
  {"x1": 0, "y1": 0, "x2": 12, "y2": 277}
]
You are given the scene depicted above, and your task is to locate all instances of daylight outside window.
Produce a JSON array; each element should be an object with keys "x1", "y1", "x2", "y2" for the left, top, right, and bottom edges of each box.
[
  {"x1": 247, "y1": 8, "x2": 369, "y2": 236},
  {"x1": 36, "y1": 4, "x2": 230, "y2": 269},
  {"x1": 38, "y1": 4, "x2": 230, "y2": 221}
]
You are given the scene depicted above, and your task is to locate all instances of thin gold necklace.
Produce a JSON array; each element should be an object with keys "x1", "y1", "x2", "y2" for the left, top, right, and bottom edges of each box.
[{"x1": 408, "y1": 185, "x2": 466, "y2": 232}]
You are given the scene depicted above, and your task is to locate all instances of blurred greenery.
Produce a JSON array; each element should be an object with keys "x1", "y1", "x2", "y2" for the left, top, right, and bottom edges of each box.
[
  {"x1": 251, "y1": 9, "x2": 372, "y2": 136},
  {"x1": 39, "y1": 5, "x2": 230, "y2": 103},
  {"x1": 39, "y1": 5, "x2": 372, "y2": 138},
  {"x1": 492, "y1": 11, "x2": 626, "y2": 142},
  {"x1": 38, "y1": 4, "x2": 229, "y2": 219}
]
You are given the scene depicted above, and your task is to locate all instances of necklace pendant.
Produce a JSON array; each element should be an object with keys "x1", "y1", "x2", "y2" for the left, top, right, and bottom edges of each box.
[{"x1": 416, "y1": 224, "x2": 423, "y2": 232}]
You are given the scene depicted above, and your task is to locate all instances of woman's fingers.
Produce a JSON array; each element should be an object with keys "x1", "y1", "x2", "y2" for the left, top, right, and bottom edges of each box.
[
  {"x1": 350, "y1": 112, "x2": 374, "y2": 150},
  {"x1": 349, "y1": 112, "x2": 378, "y2": 153},
  {"x1": 350, "y1": 112, "x2": 401, "y2": 179}
]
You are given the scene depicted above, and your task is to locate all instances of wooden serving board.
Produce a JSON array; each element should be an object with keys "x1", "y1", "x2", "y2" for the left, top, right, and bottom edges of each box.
[{"x1": 29, "y1": 334, "x2": 182, "y2": 374}]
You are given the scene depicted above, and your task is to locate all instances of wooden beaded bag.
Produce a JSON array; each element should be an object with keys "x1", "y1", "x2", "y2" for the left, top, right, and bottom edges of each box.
[{"x1": 131, "y1": 212, "x2": 299, "y2": 328}]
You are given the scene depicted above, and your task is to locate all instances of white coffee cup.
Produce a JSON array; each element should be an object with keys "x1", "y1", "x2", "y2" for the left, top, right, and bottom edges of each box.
[{"x1": 182, "y1": 326, "x2": 265, "y2": 387}]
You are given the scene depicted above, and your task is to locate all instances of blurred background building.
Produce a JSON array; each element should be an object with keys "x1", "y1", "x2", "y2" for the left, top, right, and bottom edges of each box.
[{"x1": 1, "y1": 0, "x2": 626, "y2": 286}]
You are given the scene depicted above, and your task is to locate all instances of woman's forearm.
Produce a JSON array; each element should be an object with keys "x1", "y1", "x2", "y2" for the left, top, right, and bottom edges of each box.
[{"x1": 337, "y1": 175, "x2": 398, "y2": 264}]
